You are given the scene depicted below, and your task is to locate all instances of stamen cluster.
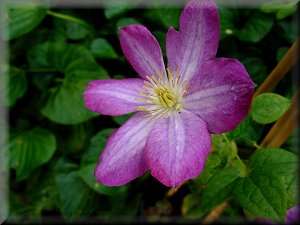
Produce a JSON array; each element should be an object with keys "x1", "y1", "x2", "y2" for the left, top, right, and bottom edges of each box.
[{"x1": 136, "y1": 68, "x2": 191, "y2": 120}]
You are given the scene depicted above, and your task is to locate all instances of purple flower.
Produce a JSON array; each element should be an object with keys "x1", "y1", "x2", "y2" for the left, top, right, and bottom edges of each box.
[
  {"x1": 84, "y1": 0, "x2": 255, "y2": 187},
  {"x1": 286, "y1": 204, "x2": 299, "y2": 224}
]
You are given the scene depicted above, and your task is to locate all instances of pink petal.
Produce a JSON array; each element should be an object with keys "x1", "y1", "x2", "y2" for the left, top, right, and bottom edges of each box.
[
  {"x1": 95, "y1": 112, "x2": 155, "y2": 186},
  {"x1": 166, "y1": 0, "x2": 220, "y2": 81},
  {"x1": 84, "y1": 78, "x2": 145, "y2": 116},
  {"x1": 145, "y1": 111, "x2": 211, "y2": 188},
  {"x1": 184, "y1": 58, "x2": 255, "y2": 134},
  {"x1": 119, "y1": 25, "x2": 166, "y2": 79}
]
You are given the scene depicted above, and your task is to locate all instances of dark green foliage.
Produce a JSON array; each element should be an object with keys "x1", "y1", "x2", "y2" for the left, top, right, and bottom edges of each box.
[{"x1": 4, "y1": 1, "x2": 298, "y2": 224}]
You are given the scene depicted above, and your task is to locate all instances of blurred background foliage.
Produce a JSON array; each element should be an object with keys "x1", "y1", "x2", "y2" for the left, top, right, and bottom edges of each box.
[{"x1": 2, "y1": 0, "x2": 299, "y2": 224}]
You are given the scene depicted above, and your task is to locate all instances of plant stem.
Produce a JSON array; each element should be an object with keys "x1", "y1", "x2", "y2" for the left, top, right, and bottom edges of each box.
[
  {"x1": 260, "y1": 89, "x2": 299, "y2": 148},
  {"x1": 46, "y1": 10, "x2": 89, "y2": 27},
  {"x1": 221, "y1": 134, "x2": 246, "y2": 171},
  {"x1": 254, "y1": 39, "x2": 298, "y2": 98},
  {"x1": 202, "y1": 202, "x2": 229, "y2": 224}
]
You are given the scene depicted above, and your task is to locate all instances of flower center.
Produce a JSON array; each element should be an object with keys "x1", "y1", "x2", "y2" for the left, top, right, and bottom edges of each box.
[
  {"x1": 155, "y1": 87, "x2": 180, "y2": 110},
  {"x1": 136, "y1": 68, "x2": 191, "y2": 120}
]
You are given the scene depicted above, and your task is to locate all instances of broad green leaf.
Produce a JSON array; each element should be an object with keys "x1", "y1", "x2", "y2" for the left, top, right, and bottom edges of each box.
[
  {"x1": 47, "y1": 42, "x2": 95, "y2": 72},
  {"x1": 8, "y1": 191, "x2": 42, "y2": 222},
  {"x1": 242, "y1": 57, "x2": 268, "y2": 87},
  {"x1": 226, "y1": 114, "x2": 251, "y2": 141},
  {"x1": 91, "y1": 38, "x2": 118, "y2": 59},
  {"x1": 40, "y1": 43, "x2": 109, "y2": 124},
  {"x1": 182, "y1": 194, "x2": 204, "y2": 219},
  {"x1": 27, "y1": 42, "x2": 52, "y2": 69},
  {"x1": 81, "y1": 128, "x2": 115, "y2": 165},
  {"x1": 104, "y1": 6, "x2": 129, "y2": 20},
  {"x1": 79, "y1": 163, "x2": 128, "y2": 195},
  {"x1": 154, "y1": 8, "x2": 181, "y2": 29},
  {"x1": 112, "y1": 113, "x2": 133, "y2": 125},
  {"x1": 199, "y1": 167, "x2": 242, "y2": 213},
  {"x1": 196, "y1": 153, "x2": 223, "y2": 185},
  {"x1": 153, "y1": 30, "x2": 166, "y2": 55},
  {"x1": 41, "y1": 69, "x2": 101, "y2": 124},
  {"x1": 10, "y1": 128, "x2": 56, "y2": 180},
  {"x1": 116, "y1": 18, "x2": 140, "y2": 32},
  {"x1": 260, "y1": 0, "x2": 298, "y2": 20},
  {"x1": 56, "y1": 122, "x2": 93, "y2": 155},
  {"x1": 278, "y1": 21, "x2": 298, "y2": 43},
  {"x1": 6, "y1": 67, "x2": 27, "y2": 107},
  {"x1": 55, "y1": 158, "x2": 97, "y2": 219},
  {"x1": 233, "y1": 169, "x2": 287, "y2": 222},
  {"x1": 52, "y1": 14, "x2": 91, "y2": 40},
  {"x1": 276, "y1": 47, "x2": 288, "y2": 62},
  {"x1": 237, "y1": 13, "x2": 273, "y2": 42},
  {"x1": 218, "y1": 6, "x2": 238, "y2": 39},
  {"x1": 252, "y1": 93, "x2": 290, "y2": 124},
  {"x1": 5, "y1": 1, "x2": 47, "y2": 40},
  {"x1": 249, "y1": 148, "x2": 297, "y2": 175},
  {"x1": 66, "y1": 21, "x2": 90, "y2": 40},
  {"x1": 249, "y1": 148, "x2": 298, "y2": 208},
  {"x1": 27, "y1": 165, "x2": 60, "y2": 211}
]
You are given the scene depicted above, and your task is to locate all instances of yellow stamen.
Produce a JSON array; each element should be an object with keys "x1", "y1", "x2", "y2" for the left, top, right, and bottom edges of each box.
[{"x1": 136, "y1": 67, "x2": 191, "y2": 120}]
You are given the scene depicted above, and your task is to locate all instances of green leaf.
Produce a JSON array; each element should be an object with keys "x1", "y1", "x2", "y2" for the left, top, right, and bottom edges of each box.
[
  {"x1": 27, "y1": 42, "x2": 55, "y2": 69},
  {"x1": 154, "y1": 8, "x2": 181, "y2": 29},
  {"x1": 6, "y1": 67, "x2": 27, "y2": 107},
  {"x1": 260, "y1": 0, "x2": 298, "y2": 20},
  {"x1": 91, "y1": 38, "x2": 118, "y2": 59},
  {"x1": 226, "y1": 114, "x2": 250, "y2": 141},
  {"x1": 233, "y1": 169, "x2": 287, "y2": 222},
  {"x1": 55, "y1": 158, "x2": 97, "y2": 219},
  {"x1": 10, "y1": 128, "x2": 56, "y2": 180},
  {"x1": 112, "y1": 113, "x2": 133, "y2": 125},
  {"x1": 249, "y1": 148, "x2": 298, "y2": 208},
  {"x1": 5, "y1": 1, "x2": 47, "y2": 40},
  {"x1": 242, "y1": 57, "x2": 268, "y2": 87},
  {"x1": 116, "y1": 18, "x2": 140, "y2": 32},
  {"x1": 218, "y1": 6, "x2": 238, "y2": 39},
  {"x1": 278, "y1": 21, "x2": 298, "y2": 43},
  {"x1": 199, "y1": 167, "x2": 242, "y2": 213},
  {"x1": 40, "y1": 43, "x2": 109, "y2": 124},
  {"x1": 249, "y1": 148, "x2": 297, "y2": 175},
  {"x1": 81, "y1": 128, "x2": 115, "y2": 165},
  {"x1": 237, "y1": 13, "x2": 273, "y2": 42},
  {"x1": 52, "y1": 14, "x2": 91, "y2": 40},
  {"x1": 79, "y1": 163, "x2": 129, "y2": 195},
  {"x1": 56, "y1": 122, "x2": 93, "y2": 155},
  {"x1": 65, "y1": 21, "x2": 90, "y2": 40},
  {"x1": 252, "y1": 93, "x2": 290, "y2": 124},
  {"x1": 276, "y1": 47, "x2": 288, "y2": 62},
  {"x1": 8, "y1": 191, "x2": 42, "y2": 222},
  {"x1": 182, "y1": 194, "x2": 204, "y2": 219},
  {"x1": 104, "y1": 6, "x2": 129, "y2": 20},
  {"x1": 27, "y1": 166, "x2": 60, "y2": 211}
]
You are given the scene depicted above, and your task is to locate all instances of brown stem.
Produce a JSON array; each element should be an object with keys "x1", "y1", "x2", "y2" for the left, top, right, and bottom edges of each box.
[
  {"x1": 198, "y1": 39, "x2": 299, "y2": 224},
  {"x1": 260, "y1": 89, "x2": 299, "y2": 147},
  {"x1": 254, "y1": 39, "x2": 299, "y2": 98},
  {"x1": 202, "y1": 202, "x2": 229, "y2": 224}
]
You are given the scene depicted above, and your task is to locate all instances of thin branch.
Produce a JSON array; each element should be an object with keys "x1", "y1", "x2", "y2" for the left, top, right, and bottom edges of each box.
[
  {"x1": 254, "y1": 39, "x2": 298, "y2": 98},
  {"x1": 199, "y1": 39, "x2": 299, "y2": 224},
  {"x1": 46, "y1": 10, "x2": 90, "y2": 28},
  {"x1": 202, "y1": 202, "x2": 229, "y2": 224},
  {"x1": 260, "y1": 89, "x2": 299, "y2": 148}
]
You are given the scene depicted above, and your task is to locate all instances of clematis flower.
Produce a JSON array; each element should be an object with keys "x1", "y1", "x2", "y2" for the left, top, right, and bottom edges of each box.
[{"x1": 84, "y1": 0, "x2": 255, "y2": 187}]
